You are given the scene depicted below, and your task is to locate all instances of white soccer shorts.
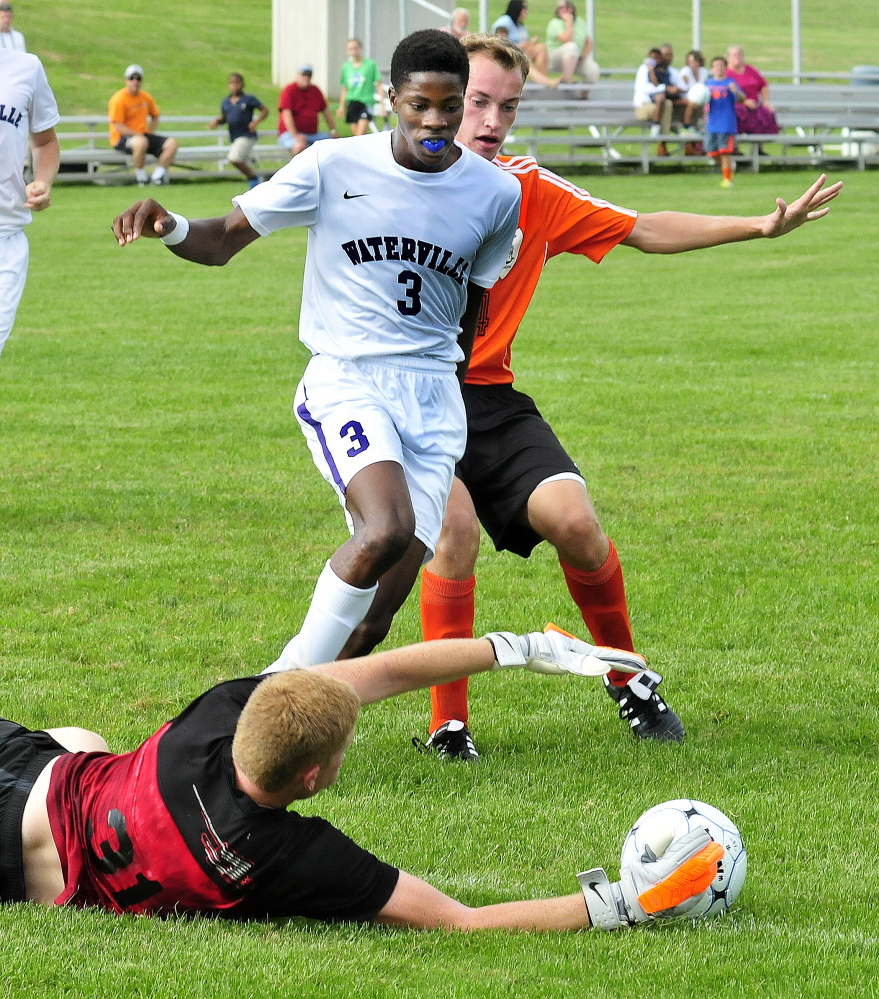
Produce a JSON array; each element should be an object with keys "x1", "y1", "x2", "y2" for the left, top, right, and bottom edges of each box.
[
  {"x1": 294, "y1": 353, "x2": 467, "y2": 556},
  {"x1": 0, "y1": 231, "x2": 29, "y2": 356}
]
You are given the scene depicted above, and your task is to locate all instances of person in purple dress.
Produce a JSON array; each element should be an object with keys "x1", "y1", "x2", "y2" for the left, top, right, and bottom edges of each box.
[{"x1": 726, "y1": 45, "x2": 779, "y2": 136}]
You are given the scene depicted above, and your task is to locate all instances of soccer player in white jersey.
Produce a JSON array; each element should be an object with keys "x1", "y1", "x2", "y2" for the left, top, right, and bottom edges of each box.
[
  {"x1": 112, "y1": 30, "x2": 521, "y2": 671},
  {"x1": 0, "y1": 48, "x2": 60, "y2": 357},
  {"x1": 347, "y1": 35, "x2": 843, "y2": 760}
]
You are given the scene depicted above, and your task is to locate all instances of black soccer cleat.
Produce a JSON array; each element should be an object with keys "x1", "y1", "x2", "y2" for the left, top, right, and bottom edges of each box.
[
  {"x1": 412, "y1": 719, "x2": 480, "y2": 762},
  {"x1": 604, "y1": 669, "x2": 685, "y2": 742}
]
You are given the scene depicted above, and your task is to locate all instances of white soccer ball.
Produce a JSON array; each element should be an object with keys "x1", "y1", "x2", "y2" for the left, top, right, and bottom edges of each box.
[
  {"x1": 687, "y1": 82, "x2": 711, "y2": 106},
  {"x1": 620, "y1": 798, "x2": 747, "y2": 919}
]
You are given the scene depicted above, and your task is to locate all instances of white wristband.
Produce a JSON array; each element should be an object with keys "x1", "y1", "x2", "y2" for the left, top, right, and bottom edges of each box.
[{"x1": 160, "y1": 213, "x2": 190, "y2": 246}]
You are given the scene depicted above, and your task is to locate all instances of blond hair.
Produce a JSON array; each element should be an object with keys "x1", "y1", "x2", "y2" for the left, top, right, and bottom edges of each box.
[
  {"x1": 232, "y1": 671, "x2": 360, "y2": 793},
  {"x1": 461, "y1": 33, "x2": 531, "y2": 80}
]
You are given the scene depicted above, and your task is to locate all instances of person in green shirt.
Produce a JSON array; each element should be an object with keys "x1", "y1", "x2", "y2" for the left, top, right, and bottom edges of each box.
[
  {"x1": 338, "y1": 38, "x2": 385, "y2": 136},
  {"x1": 545, "y1": 0, "x2": 599, "y2": 84}
]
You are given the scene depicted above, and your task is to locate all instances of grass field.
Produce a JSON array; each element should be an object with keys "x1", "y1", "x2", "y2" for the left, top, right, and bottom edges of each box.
[
  {"x1": 1, "y1": 169, "x2": 877, "y2": 997},
  {"x1": 18, "y1": 0, "x2": 879, "y2": 116}
]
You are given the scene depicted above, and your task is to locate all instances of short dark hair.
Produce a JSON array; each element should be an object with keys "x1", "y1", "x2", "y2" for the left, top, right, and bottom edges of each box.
[
  {"x1": 229, "y1": 72, "x2": 244, "y2": 83},
  {"x1": 712, "y1": 55, "x2": 728, "y2": 66},
  {"x1": 390, "y1": 28, "x2": 470, "y2": 91}
]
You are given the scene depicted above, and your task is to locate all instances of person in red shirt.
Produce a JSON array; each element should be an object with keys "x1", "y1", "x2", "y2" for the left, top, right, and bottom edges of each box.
[
  {"x1": 340, "y1": 35, "x2": 841, "y2": 760},
  {"x1": 2, "y1": 628, "x2": 725, "y2": 929},
  {"x1": 277, "y1": 64, "x2": 338, "y2": 158}
]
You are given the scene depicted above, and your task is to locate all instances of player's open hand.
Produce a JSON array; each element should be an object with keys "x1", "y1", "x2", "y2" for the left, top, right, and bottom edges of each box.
[
  {"x1": 25, "y1": 180, "x2": 51, "y2": 212},
  {"x1": 112, "y1": 199, "x2": 176, "y2": 246},
  {"x1": 761, "y1": 173, "x2": 843, "y2": 238}
]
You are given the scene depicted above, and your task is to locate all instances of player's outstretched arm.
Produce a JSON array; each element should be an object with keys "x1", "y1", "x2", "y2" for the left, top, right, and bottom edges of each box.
[
  {"x1": 306, "y1": 631, "x2": 643, "y2": 705},
  {"x1": 111, "y1": 201, "x2": 259, "y2": 266},
  {"x1": 373, "y1": 826, "x2": 721, "y2": 931},
  {"x1": 621, "y1": 174, "x2": 842, "y2": 253}
]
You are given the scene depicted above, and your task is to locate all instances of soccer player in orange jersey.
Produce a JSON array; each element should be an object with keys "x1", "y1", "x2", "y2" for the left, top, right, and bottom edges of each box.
[{"x1": 343, "y1": 35, "x2": 841, "y2": 759}]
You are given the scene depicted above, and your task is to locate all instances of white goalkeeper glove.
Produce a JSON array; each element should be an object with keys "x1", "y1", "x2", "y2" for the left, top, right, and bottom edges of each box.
[
  {"x1": 577, "y1": 827, "x2": 724, "y2": 930},
  {"x1": 484, "y1": 624, "x2": 646, "y2": 678}
]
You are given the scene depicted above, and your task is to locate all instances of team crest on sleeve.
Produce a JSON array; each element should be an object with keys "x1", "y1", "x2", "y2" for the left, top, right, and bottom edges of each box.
[{"x1": 498, "y1": 228, "x2": 524, "y2": 280}]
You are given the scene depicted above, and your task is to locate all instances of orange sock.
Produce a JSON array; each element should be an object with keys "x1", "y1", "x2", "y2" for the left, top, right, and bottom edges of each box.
[
  {"x1": 421, "y1": 569, "x2": 475, "y2": 731},
  {"x1": 722, "y1": 166, "x2": 733, "y2": 182},
  {"x1": 559, "y1": 539, "x2": 635, "y2": 687}
]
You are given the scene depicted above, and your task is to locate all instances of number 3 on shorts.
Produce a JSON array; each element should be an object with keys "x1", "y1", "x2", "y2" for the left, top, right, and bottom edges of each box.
[{"x1": 340, "y1": 420, "x2": 370, "y2": 457}]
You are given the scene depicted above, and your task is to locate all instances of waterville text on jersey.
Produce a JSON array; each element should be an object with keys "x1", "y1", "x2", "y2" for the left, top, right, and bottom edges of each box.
[
  {"x1": 341, "y1": 236, "x2": 471, "y2": 286},
  {"x1": 0, "y1": 104, "x2": 24, "y2": 127}
]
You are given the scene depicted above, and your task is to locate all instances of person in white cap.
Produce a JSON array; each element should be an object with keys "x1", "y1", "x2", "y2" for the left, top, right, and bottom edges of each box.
[
  {"x1": 0, "y1": 46, "x2": 59, "y2": 356},
  {"x1": 277, "y1": 64, "x2": 337, "y2": 158},
  {"x1": 108, "y1": 65, "x2": 178, "y2": 186}
]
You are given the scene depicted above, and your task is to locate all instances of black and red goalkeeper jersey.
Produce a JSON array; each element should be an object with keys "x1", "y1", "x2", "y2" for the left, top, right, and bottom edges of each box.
[{"x1": 46, "y1": 678, "x2": 399, "y2": 920}]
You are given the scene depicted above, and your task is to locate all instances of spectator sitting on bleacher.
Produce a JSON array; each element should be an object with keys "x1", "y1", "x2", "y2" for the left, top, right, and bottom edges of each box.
[
  {"x1": 545, "y1": 0, "x2": 599, "y2": 85},
  {"x1": 277, "y1": 65, "x2": 337, "y2": 158},
  {"x1": 726, "y1": 45, "x2": 780, "y2": 137},
  {"x1": 679, "y1": 49, "x2": 708, "y2": 90},
  {"x1": 444, "y1": 8, "x2": 471, "y2": 40},
  {"x1": 634, "y1": 49, "x2": 670, "y2": 152},
  {"x1": 491, "y1": 3, "x2": 551, "y2": 81},
  {"x1": 0, "y1": 2, "x2": 25, "y2": 52},
  {"x1": 208, "y1": 73, "x2": 268, "y2": 190},
  {"x1": 108, "y1": 66, "x2": 178, "y2": 187}
]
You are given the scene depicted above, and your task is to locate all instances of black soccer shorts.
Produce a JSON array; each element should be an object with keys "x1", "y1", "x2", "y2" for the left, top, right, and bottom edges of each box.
[
  {"x1": 0, "y1": 719, "x2": 68, "y2": 902},
  {"x1": 456, "y1": 382, "x2": 583, "y2": 558}
]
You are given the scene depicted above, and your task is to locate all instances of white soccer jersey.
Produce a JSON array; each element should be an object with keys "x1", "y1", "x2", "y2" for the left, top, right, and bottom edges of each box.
[
  {"x1": 234, "y1": 131, "x2": 521, "y2": 366},
  {"x1": 0, "y1": 50, "x2": 59, "y2": 236}
]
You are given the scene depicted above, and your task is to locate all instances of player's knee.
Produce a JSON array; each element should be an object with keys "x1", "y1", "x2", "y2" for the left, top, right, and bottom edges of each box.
[
  {"x1": 434, "y1": 509, "x2": 480, "y2": 576},
  {"x1": 548, "y1": 509, "x2": 606, "y2": 561},
  {"x1": 357, "y1": 517, "x2": 416, "y2": 569},
  {"x1": 163, "y1": 138, "x2": 179, "y2": 154},
  {"x1": 129, "y1": 134, "x2": 148, "y2": 150}
]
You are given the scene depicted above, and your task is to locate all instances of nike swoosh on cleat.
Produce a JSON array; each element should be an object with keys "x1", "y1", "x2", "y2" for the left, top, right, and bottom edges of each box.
[{"x1": 343, "y1": 191, "x2": 368, "y2": 199}]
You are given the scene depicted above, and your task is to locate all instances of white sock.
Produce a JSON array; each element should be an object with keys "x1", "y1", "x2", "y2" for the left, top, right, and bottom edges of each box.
[
  {"x1": 262, "y1": 561, "x2": 378, "y2": 673},
  {"x1": 151, "y1": 165, "x2": 166, "y2": 182},
  {"x1": 135, "y1": 168, "x2": 148, "y2": 183}
]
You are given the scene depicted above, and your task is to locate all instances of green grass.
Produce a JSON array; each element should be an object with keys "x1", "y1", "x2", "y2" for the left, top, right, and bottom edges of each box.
[
  {"x1": 18, "y1": 0, "x2": 879, "y2": 118},
  {"x1": 1, "y1": 171, "x2": 878, "y2": 996}
]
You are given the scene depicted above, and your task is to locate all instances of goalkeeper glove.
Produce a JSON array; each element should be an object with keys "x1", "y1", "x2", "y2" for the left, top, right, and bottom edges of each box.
[
  {"x1": 484, "y1": 627, "x2": 646, "y2": 677},
  {"x1": 577, "y1": 827, "x2": 724, "y2": 930}
]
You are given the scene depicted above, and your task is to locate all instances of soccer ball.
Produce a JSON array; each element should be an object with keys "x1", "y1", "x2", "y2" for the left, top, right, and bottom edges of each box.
[
  {"x1": 620, "y1": 799, "x2": 747, "y2": 919},
  {"x1": 687, "y1": 82, "x2": 711, "y2": 106}
]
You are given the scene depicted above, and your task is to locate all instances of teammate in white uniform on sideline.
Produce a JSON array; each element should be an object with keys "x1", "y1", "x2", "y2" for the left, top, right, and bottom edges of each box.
[
  {"x1": 112, "y1": 30, "x2": 521, "y2": 671},
  {"x1": 0, "y1": 48, "x2": 60, "y2": 357}
]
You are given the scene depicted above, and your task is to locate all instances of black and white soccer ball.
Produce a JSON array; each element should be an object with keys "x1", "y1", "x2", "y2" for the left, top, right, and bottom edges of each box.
[{"x1": 620, "y1": 798, "x2": 747, "y2": 919}]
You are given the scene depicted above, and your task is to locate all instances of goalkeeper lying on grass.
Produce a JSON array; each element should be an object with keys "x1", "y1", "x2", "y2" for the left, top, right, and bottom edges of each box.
[{"x1": 3, "y1": 628, "x2": 720, "y2": 930}]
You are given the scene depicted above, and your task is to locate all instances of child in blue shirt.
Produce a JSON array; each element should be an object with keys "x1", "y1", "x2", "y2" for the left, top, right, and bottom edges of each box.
[{"x1": 704, "y1": 56, "x2": 745, "y2": 187}]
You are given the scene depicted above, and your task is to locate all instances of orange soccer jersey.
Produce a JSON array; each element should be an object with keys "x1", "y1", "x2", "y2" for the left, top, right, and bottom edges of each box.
[{"x1": 466, "y1": 155, "x2": 638, "y2": 386}]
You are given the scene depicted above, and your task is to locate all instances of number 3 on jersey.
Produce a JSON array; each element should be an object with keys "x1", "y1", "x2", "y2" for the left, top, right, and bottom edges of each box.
[
  {"x1": 340, "y1": 420, "x2": 370, "y2": 457},
  {"x1": 396, "y1": 270, "x2": 422, "y2": 316}
]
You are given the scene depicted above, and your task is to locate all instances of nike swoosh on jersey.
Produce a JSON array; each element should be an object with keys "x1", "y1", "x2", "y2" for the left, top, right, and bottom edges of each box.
[{"x1": 343, "y1": 191, "x2": 368, "y2": 199}]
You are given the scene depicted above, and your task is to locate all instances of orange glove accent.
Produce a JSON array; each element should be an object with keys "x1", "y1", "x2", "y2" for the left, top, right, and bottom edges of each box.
[{"x1": 637, "y1": 841, "x2": 724, "y2": 914}]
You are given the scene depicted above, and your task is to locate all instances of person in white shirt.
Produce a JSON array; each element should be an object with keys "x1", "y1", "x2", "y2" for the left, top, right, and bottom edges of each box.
[
  {"x1": 0, "y1": 49, "x2": 60, "y2": 356},
  {"x1": 679, "y1": 49, "x2": 708, "y2": 90},
  {"x1": 111, "y1": 30, "x2": 521, "y2": 674},
  {"x1": 0, "y1": 3, "x2": 25, "y2": 52}
]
